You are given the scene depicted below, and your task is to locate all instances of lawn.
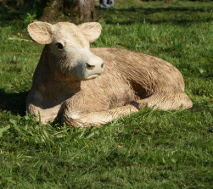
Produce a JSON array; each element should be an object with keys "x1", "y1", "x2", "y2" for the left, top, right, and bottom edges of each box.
[{"x1": 0, "y1": 0, "x2": 213, "y2": 188}]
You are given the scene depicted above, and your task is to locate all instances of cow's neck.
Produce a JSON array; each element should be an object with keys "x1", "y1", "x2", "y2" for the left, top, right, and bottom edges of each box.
[{"x1": 32, "y1": 46, "x2": 81, "y2": 106}]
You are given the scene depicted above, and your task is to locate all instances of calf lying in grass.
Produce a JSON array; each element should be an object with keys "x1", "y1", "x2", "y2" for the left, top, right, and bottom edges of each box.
[{"x1": 26, "y1": 21, "x2": 193, "y2": 127}]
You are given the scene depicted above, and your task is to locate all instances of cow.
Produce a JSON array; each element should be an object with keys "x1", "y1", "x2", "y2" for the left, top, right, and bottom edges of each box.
[{"x1": 26, "y1": 21, "x2": 193, "y2": 127}]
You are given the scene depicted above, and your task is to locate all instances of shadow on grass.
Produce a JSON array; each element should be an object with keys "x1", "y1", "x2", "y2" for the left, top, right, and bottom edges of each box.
[
  {"x1": 0, "y1": 89, "x2": 28, "y2": 115},
  {"x1": 0, "y1": 1, "x2": 43, "y2": 27},
  {"x1": 1, "y1": 3, "x2": 213, "y2": 27},
  {"x1": 0, "y1": 8, "x2": 25, "y2": 28},
  {"x1": 100, "y1": 5, "x2": 213, "y2": 25}
]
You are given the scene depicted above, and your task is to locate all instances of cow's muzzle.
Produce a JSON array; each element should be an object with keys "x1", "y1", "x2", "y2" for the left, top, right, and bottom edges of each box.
[{"x1": 84, "y1": 56, "x2": 104, "y2": 79}]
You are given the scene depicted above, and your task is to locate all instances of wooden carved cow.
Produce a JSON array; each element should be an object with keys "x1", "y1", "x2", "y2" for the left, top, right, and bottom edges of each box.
[{"x1": 26, "y1": 21, "x2": 193, "y2": 127}]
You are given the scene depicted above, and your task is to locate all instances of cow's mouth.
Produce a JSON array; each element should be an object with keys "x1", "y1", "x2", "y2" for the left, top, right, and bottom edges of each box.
[{"x1": 86, "y1": 74, "x2": 100, "y2": 79}]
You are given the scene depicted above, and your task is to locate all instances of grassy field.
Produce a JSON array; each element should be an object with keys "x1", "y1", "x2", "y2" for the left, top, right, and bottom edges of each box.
[{"x1": 0, "y1": 0, "x2": 213, "y2": 188}]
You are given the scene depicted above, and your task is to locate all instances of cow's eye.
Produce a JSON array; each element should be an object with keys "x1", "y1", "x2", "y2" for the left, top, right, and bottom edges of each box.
[{"x1": 56, "y1": 43, "x2": 64, "y2": 50}]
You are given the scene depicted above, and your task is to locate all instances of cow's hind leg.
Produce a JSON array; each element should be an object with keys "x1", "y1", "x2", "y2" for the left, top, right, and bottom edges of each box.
[
  {"x1": 137, "y1": 92, "x2": 193, "y2": 110},
  {"x1": 61, "y1": 92, "x2": 192, "y2": 127},
  {"x1": 62, "y1": 104, "x2": 139, "y2": 127}
]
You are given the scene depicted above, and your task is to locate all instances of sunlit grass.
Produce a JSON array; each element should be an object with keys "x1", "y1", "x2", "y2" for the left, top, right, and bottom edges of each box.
[{"x1": 0, "y1": 0, "x2": 213, "y2": 188}]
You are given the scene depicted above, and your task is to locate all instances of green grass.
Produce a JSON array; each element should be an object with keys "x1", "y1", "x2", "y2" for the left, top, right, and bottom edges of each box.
[{"x1": 0, "y1": 0, "x2": 213, "y2": 188}]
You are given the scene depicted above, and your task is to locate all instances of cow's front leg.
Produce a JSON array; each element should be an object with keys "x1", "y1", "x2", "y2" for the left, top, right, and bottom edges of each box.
[
  {"x1": 27, "y1": 104, "x2": 61, "y2": 124},
  {"x1": 61, "y1": 104, "x2": 139, "y2": 127}
]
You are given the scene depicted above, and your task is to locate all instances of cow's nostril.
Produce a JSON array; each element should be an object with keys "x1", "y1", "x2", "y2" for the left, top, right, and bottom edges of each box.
[
  {"x1": 101, "y1": 63, "x2": 104, "y2": 68},
  {"x1": 86, "y1": 63, "x2": 95, "y2": 70}
]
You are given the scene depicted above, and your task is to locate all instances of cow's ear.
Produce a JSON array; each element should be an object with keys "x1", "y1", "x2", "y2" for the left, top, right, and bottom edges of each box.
[
  {"x1": 28, "y1": 21, "x2": 53, "y2": 44},
  {"x1": 78, "y1": 22, "x2": 102, "y2": 43}
]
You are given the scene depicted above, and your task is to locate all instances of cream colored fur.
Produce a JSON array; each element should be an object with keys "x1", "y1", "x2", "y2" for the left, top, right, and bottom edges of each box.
[{"x1": 27, "y1": 21, "x2": 193, "y2": 127}]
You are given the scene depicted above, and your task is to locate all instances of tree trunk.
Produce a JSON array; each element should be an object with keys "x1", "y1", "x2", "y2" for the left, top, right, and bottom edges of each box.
[
  {"x1": 67, "y1": 0, "x2": 96, "y2": 24},
  {"x1": 41, "y1": 0, "x2": 64, "y2": 21},
  {"x1": 41, "y1": 0, "x2": 97, "y2": 24}
]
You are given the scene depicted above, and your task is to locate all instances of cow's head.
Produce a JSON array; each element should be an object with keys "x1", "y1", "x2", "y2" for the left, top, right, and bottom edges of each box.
[{"x1": 28, "y1": 21, "x2": 104, "y2": 80}]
